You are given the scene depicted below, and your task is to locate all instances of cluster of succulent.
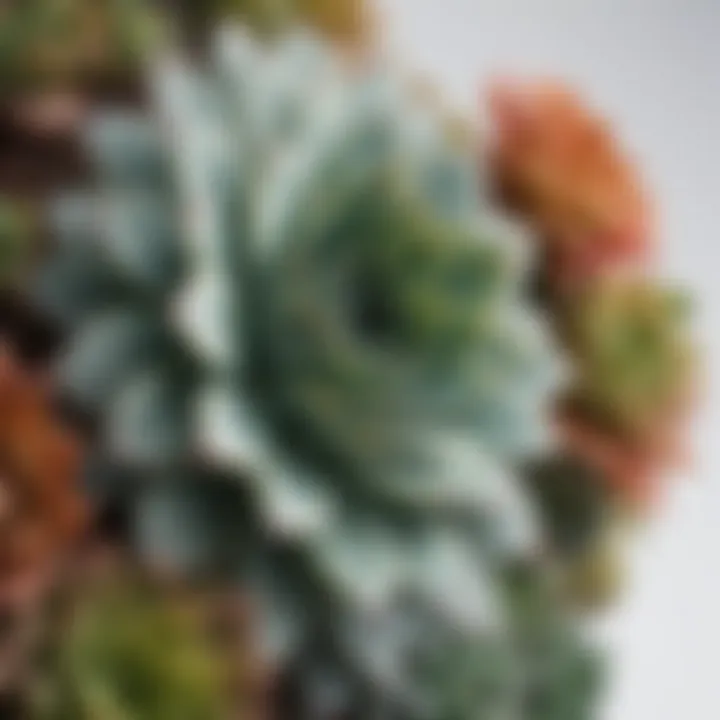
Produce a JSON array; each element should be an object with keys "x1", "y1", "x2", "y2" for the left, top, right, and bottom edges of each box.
[
  {"x1": 486, "y1": 81, "x2": 697, "y2": 607},
  {"x1": 0, "y1": 5, "x2": 697, "y2": 720},
  {"x1": 31, "y1": 26, "x2": 582, "y2": 718}
]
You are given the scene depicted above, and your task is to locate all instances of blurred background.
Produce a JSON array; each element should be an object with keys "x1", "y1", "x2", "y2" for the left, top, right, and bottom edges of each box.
[{"x1": 375, "y1": 1, "x2": 720, "y2": 718}]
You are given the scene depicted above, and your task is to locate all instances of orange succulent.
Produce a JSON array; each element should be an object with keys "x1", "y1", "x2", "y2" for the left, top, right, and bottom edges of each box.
[
  {"x1": 0, "y1": 349, "x2": 86, "y2": 605},
  {"x1": 487, "y1": 81, "x2": 652, "y2": 284}
]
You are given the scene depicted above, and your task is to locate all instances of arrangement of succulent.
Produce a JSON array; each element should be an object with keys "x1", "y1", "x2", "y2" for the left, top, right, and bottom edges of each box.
[
  {"x1": 486, "y1": 81, "x2": 697, "y2": 608},
  {"x1": 0, "y1": 5, "x2": 699, "y2": 720},
  {"x1": 34, "y1": 27, "x2": 581, "y2": 717}
]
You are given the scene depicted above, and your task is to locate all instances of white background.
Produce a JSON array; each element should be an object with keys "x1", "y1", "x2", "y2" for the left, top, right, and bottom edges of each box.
[{"x1": 376, "y1": 1, "x2": 720, "y2": 718}]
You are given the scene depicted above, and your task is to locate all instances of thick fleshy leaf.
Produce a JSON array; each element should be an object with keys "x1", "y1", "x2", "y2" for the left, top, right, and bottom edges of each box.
[
  {"x1": 309, "y1": 517, "x2": 417, "y2": 611},
  {"x1": 362, "y1": 431, "x2": 539, "y2": 556},
  {"x1": 98, "y1": 192, "x2": 181, "y2": 292},
  {"x1": 35, "y1": 197, "x2": 118, "y2": 322},
  {"x1": 152, "y1": 56, "x2": 238, "y2": 274},
  {"x1": 134, "y1": 481, "x2": 219, "y2": 574},
  {"x1": 258, "y1": 462, "x2": 338, "y2": 539},
  {"x1": 243, "y1": 559, "x2": 310, "y2": 664},
  {"x1": 153, "y1": 55, "x2": 247, "y2": 369},
  {"x1": 133, "y1": 476, "x2": 248, "y2": 576},
  {"x1": 196, "y1": 382, "x2": 274, "y2": 471},
  {"x1": 415, "y1": 530, "x2": 503, "y2": 631},
  {"x1": 57, "y1": 311, "x2": 160, "y2": 406},
  {"x1": 340, "y1": 601, "x2": 516, "y2": 718},
  {"x1": 172, "y1": 272, "x2": 236, "y2": 369},
  {"x1": 107, "y1": 371, "x2": 191, "y2": 465},
  {"x1": 255, "y1": 75, "x2": 396, "y2": 256},
  {"x1": 85, "y1": 113, "x2": 166, "y2": 187},
  {"x1": 50, "y1": 194, "x2": 98, "y2": 251},
  {"x1": 198, "y1": 384, "x2": 337, "y2": 538}
]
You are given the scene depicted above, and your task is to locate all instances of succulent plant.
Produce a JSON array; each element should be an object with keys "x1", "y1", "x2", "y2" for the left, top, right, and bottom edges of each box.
[
  {"x1": 35, "y1": 28, "x2": 576, "y2": 717},
  {"x1": 0, "y1": 348, "x2": 86, "y2": 605},
  {"x1": 0, "y1": 0, "x2": 161, "y2": 94},
  {"x1": 487, "y1": 82, "x2": 651, "y2": 285},
  {"x1": 567, "y1": 279, "x2": 693, "y2": 439},
  {"x1": 0, "y1": 346, "x2": 85, "y2": 701},
  {"x1": 557, "y1": 278, "x2": 695, "y2": 507},
  {"x1": 30, "y1": 551, "x2": 263, "y2": 720}
]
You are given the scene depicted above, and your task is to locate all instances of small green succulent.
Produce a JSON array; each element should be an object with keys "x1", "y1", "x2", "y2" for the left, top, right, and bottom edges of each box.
[
  {"x1": 32, "y1": 573, "x2": 237, "y2": 720},
  {"x1": 569, "y1": 279, "x2": 694, "y2": 439}
]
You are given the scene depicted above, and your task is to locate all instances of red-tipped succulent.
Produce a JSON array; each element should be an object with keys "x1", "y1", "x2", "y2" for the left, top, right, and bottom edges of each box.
[
  {"x1": 487, "y1": 81, "x2": 652, "y2": 286},
  {"x1": 560, "y1": 279, "x2": 696, "y2": 507}
]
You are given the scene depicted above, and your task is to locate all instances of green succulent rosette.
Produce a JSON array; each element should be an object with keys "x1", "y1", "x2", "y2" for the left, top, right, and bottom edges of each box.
[
  {"x1": 33, "y1": 27, "x2": 594, "y2": 718},
  {"x1": 30, "y1": 562, "x2": 255, "y2": 720},
  {"x1": 568, "y1": 279, "x2": 694, "y2": 441}
]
